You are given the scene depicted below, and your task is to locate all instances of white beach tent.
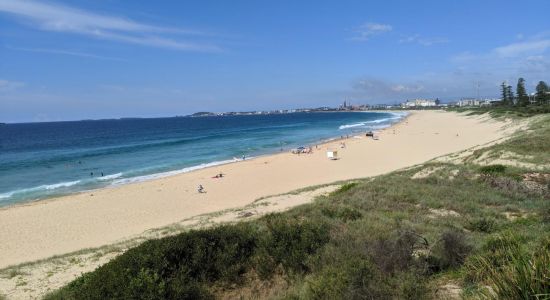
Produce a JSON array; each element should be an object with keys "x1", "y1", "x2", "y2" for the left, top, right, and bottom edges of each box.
[{"x1": 326, "y1": 149, "x2": 338, "y2": 160}]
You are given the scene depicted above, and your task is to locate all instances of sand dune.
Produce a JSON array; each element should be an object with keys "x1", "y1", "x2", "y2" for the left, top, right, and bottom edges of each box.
[{"x1": 0, "y1": 111, "x2": 518, "y2": 269}]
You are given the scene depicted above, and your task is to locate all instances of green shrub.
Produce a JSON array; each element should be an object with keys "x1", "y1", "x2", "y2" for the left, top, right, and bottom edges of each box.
[
  {"x1": 396, "y1": 271, "x2": 429, "y2": 300},
  {"x1": 431, "y1": 229, "x2": 472, "y2": 270},
  {"x1": 305, "y1": 265, "x2": 350, "y2": 299},
  {"x1": 369, "y1": 231, "x2": 421, "y2": 274},
  {"x1": 305, "y1": 259, "x2": 394, "y2": 299},
  {"x1": 468, "y1": 216, "x2": 497, "y2": 233},
  {"x1": 479, "y1": 164, "x2": 506, "y2": 175},
  {"x1": 471, "y1": 239, "x2": 550, "y2": 299},
  {"x1": 464, "y1": 233, "x2": 525, "y2": 283},
  {"x1": 46, "y1": 224, "x2": 257, "y2": 299},
  {"x1": 333, "y1": 182, "x2": 358, "y2": 194},
  {"x1": 320, "y1": 205, "x2": 362, "y2": 222},
  {"x1": 256, "y1": 214, "x2": 330, "y2": 277}
]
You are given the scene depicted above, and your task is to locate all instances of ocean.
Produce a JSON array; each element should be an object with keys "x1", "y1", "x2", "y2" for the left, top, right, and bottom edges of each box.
[{"x1": 0, "y1": 111, "x2": 406, "y2": 206}]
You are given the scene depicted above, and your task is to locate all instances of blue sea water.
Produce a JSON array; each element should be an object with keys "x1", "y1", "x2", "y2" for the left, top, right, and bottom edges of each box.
[{"x1": 0, "y1": 111, "x2": 406, "y2": 206}]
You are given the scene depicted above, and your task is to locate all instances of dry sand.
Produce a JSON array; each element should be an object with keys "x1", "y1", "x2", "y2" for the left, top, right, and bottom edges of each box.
[
  {"x1": 0, "y1": 185, "x2": 340, "y2": 299},
  {"x1": 0, "y1": 111, "x2": 519, "y2": 270}
]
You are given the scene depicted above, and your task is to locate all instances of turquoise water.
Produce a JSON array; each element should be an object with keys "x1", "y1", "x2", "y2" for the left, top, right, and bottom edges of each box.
[{"x1": 0, "y1": 111, "x2": 406, "y2": 206}]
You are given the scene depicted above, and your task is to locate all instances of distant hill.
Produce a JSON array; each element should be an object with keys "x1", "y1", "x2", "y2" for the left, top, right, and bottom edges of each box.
[{"x1": 189, "y1": 112, "x2": 216, "y2": 117}]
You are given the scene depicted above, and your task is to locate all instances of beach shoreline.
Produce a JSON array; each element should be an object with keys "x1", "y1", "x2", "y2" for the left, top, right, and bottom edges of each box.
[
  {"x1": 0, "y1": 111, "x2": 409, "y2": 211},
  {"x1": 0, "y1": 111, "x2": 407, "y2": 209},
  {"x1": 0, "y1": 110, "x2": 518, "y2": 269}
]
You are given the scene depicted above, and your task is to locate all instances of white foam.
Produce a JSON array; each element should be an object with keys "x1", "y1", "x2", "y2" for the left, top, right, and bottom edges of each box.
[
  {"x1": 339, "y1": 112, "x2": 408, "y2": 130},
  {"x1": 97, "y1": 172, "x2": 123, "y2": 181},
  {"x1": 42, "y1": 180, "x2": 81, "y2": 190},
  {"x1": 0, "y1": 180, "x2": 81, "y2": 201},
  {"x1": 0, "y1": 192, "x2": 14, "y2": 200}
]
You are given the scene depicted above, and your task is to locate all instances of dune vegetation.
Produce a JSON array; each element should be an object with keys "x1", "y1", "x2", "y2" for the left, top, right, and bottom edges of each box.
[{"x1": 45, "y1": 114, "x2": 550, "y2": 299}]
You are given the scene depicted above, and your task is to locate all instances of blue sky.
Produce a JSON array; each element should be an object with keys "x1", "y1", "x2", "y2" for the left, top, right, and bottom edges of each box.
[{"x1": 0, "y1": 0, "x2": 549, "y2": 122}]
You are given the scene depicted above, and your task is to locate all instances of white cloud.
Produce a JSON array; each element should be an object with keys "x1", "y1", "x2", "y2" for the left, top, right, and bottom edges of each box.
[
  {"x1": 0, "y1": 0, "x2": 221, "y2": 52},
  {"x1": 6, "y1": 46, "x2": 126, "y2": 61},
  {"x1": 450, "y1": 51, "x2": 479, "y2": 63},
  {"x1": 0, "y1": 79, "x2": 25, "y2": 92},
  {"x1": 391, "y1": 84, "x2": 424, "y2": 92},
  {"x1": 352, "y1": 78, "x2": 427, "y2": 100},
  {"x1": 445, "y1": 35, "x2": 550, "y2": 99},
  {"x1": 494, "y1": 39, "x2": 550, "y2": 57},
  {"x1": 351, "y1": 22, "x2": 392, "y2": 41},
  {"x1": 399, "y1": 34, "x2": 448, "y2": 46}
]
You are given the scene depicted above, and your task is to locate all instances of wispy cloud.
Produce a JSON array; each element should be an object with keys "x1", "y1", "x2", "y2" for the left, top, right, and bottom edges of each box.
[
  {"x1": 352, "y1": 78, "x2": 426, "y2": 100},
  {"x1": 6, "y1": 46, "x2": 127, "y2": 61},
  {"x1": 0, "y1": 0, "x2": 221, "y2": 52},
  {"x1": 494, "y1": 39, "x2": 550, "y2": 57},
  {"x1": 445, "y1": 33, "x2": 550, "y2": 95},
  {"x1": 451, "y1": 33, "x2": 550, "y2": 63},
  {"x1": 350, "y1": 22, "x2": 392, "y2": 41},
  {"x1": 399, "y1": 34, "x2": 448, "y2": 46},
  {"x1": 0, "y1": 79, "x2": 25, "y2": 92}
]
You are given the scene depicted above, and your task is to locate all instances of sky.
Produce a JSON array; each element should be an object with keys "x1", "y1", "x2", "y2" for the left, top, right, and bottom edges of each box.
[{"x1": 0, "y1": 0, "x2": 549, "y2": 123}]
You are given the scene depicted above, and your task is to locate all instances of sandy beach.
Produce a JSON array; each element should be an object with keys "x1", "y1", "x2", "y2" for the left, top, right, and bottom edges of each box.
[{"x1": 0, "y1": 111, "x2": 519, "y2": 269}]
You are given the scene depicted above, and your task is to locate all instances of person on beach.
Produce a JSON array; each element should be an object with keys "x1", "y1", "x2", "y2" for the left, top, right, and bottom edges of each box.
[
  {"x1": 242, "y1": 155, "x2": 246, "y2": 160},
  {"x1": 198, "y1": 184, "x2": 205, "y2": 193}
]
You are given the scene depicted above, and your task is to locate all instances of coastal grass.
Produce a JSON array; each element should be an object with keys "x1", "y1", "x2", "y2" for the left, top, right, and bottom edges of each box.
[
  {"x1": 449, "y1": 104, "x2": 550, "y2": 118},
  {"x1": 45, "y1": 115, "x2": 550, "y2": 299}
]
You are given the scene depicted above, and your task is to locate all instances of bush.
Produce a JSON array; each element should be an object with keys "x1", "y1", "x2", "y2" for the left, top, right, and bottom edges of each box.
[
  {"x1": 46, "y1": 224, "x2": 257, "y2": 299},
  {"x1": 332, "y1": 182, "x2": 358, "y2": 195},
  {"x1": 468, "y1": 217, "x2": 497, "y2": 233},
  {"x1": 396, "y1": 271, "x2": 429, "y2": 300},
  {"x1": 431, "y1": 229, "x2": 472, "y2": 270},
  {"x1": 320, "y1": 205, "x2": 362, "y2": 222},
  {"x1": 305, "y1": 259, "x2": 395, "y2": 299},
  {"x1": 479, "y1": 164, "x2": 506, "y2": 175},
  {"x1": 369, "y1": 230, "x2": 427, "y2": 275},
  {"x1": 464, "y1": 233, "x2": 524, "y2": 283},
  {"x1": 305, "y1": 265, "x2": 351, "y2": 299},
  {"x1": 255, "y1": 214, "x2": 330, "y2": 277},
  {"x1": 469, "y1": 238, "x2": 550, "y2": 299}
]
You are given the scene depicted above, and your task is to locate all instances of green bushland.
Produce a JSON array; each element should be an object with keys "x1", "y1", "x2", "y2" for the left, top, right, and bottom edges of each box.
[
  {"x1": 449, "y1": 104, "x2": 550, "y2": 118},
  {"x1": 46, "y1": 114, "x2": 550, "y2": 299}
]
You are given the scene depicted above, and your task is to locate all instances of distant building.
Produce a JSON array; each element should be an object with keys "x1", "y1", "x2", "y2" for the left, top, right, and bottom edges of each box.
[
  {"x1": 400, "y1": 99, "x2": 437, "y2": 108},
  {"x1": 456, "y1": 98, "x2": 497, "y2": 107}
]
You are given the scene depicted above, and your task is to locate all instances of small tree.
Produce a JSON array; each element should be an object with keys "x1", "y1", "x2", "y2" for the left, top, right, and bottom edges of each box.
[
  {"x1": 500, "y1": 81, "x2": 509, "y2": 105},
  {"x1": 506, "y1": 85, "x2": 514, "y2": 106},
  {"x1": 535, "y1": 81, "x2": 549, "y2": 105},
  {"x1": 435, "y1": 98, "x2": 441, "y2": 106},
  {"x1": 516, "y1": 78, "x2": 529, "y2": 106}
]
